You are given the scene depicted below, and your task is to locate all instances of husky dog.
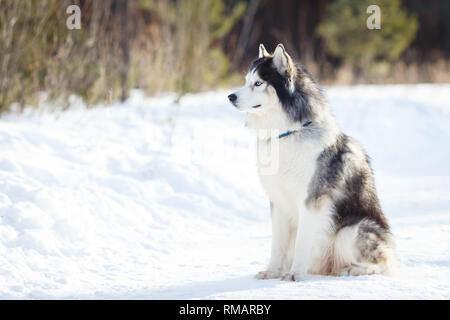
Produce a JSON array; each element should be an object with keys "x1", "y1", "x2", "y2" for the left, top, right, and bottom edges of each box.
[{"x1": 228, "y1": 44, "x2": 397, "y2": 280}]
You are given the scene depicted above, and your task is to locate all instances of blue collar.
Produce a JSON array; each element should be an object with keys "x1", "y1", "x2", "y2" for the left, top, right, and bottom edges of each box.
[{"x1": 278, "y1": 120, "x2": 312, "y2": 139}]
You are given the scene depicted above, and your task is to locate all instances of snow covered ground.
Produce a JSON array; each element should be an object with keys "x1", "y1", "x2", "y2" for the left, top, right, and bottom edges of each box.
[{"x1": 0, "y1": 84, "x2": 449, "y2": 299}]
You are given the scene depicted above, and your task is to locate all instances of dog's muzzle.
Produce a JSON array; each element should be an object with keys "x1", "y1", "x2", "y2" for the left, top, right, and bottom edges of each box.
[{"x1": 228, "y1": 94, "x2": 237, "y2": 104}]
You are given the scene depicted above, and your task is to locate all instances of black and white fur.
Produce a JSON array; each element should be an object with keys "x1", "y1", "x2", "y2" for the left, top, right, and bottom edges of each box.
[{"x1": 228, "y1": 44, "x2": 397, "y2": 280}]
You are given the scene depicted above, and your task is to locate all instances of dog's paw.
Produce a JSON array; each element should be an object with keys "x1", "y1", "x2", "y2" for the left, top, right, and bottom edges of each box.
[
  {"x1": 280, "y1": 271, "x2": 306, "y2": 281},
  {"x1": 255, "y1": 270, "x2": 281, "y2": 280}
]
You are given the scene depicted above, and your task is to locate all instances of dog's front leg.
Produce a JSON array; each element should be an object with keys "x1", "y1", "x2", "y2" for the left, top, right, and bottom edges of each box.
[
  {"x1": 256, "y1": 203, "x2": 294, "y2": 279},
  {"x1": 281, "y1": 205, "x2": 314, "y2": 281}
]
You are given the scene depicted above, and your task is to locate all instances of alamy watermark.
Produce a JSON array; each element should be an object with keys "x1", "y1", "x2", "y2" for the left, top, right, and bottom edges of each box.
[
  {"x1": 367, "y1": 5, "x2": 381, "y2": 29},
  {"x1": 66, "y1": 5, "x2": 81, "y2": 30},
  {"x1": 170, "y1": 128, "x2": 282, "y2": 176},
  {"x1": 65, "y1": 4, "x2": 381, "y2": 31},
  {"x1": 62, "y1": 3, "x2": 381, "y2": 175},
  {"x1": 255, "y1": 129, "x2": 280, "y2": 176}
]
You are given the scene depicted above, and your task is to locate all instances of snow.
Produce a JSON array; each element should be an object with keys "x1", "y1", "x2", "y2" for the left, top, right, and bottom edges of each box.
[{"x1": 0, "y1": 84, "x2": 449, "y2": 299}]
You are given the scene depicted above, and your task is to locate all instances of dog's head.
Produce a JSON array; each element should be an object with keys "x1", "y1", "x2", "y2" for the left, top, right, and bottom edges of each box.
[
  {"x1": 228, "y1": 44, "x2": 323, "y2": 124},
  {"x1": 228, "y1": 44, "x2": 297, "y2": 115}
]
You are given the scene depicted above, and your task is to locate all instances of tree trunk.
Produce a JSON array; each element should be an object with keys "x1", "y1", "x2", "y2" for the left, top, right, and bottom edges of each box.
[{"x1": 118, "y1": 0, "x2": 130, "y2": 102}]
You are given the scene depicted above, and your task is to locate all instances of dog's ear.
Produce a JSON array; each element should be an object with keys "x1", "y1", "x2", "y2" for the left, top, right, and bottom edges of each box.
[
  {"x1": 258, "y1": 44, "x2": 270, "y2": 58},
  {"x1": 273, "y1": 44, "x2": 295, "y2": 77}
]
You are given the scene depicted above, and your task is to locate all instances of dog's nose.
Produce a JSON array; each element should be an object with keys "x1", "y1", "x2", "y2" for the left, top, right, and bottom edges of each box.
[{"x1": 228, "y1": 94, "x2": 237, "y2": 103}]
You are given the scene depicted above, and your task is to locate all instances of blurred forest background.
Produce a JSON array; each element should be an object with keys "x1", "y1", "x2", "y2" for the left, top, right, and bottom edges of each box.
[{"x1": 0, "y1": 0, "x2": 449, "y2": 113}]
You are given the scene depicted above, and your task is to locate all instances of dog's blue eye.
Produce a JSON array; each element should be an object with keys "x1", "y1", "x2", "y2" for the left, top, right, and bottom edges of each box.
[{"x1": 255, "y1": 81, "x2": 263, "y2": 87}]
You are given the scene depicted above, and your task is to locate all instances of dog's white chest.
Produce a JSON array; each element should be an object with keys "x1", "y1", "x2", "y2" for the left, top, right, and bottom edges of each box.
[{"x1": 257, "y1": 137, "x2": 321, "y2": 206}]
